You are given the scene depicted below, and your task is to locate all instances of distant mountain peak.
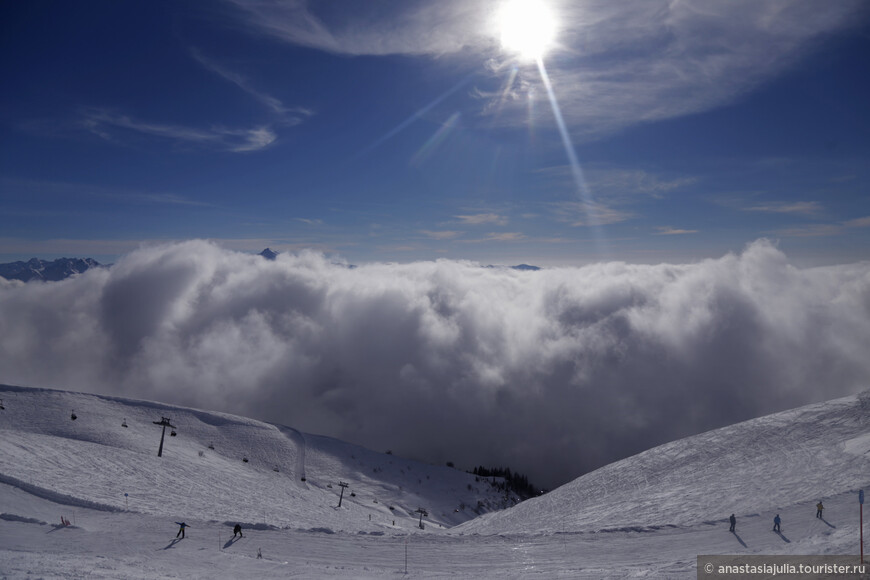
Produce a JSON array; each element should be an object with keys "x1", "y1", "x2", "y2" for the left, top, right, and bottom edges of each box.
[
  {"x1": 259, "y1": 248, "x2": 279, "y2": 260},
  {"x1": 484, "y1": 264, "x2": 541, "y2": 271}
]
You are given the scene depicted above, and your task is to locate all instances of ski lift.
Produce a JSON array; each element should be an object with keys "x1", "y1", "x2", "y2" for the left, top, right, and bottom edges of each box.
[
  {"x1": 122, "y1": 418, "x2": 128, "y2": 428},
  {"x1": 273, "y1": 467, "x2": 280, "y2": 472},
  {"x1": 170, "y1": 429, "x2": 177, "y2": 437},
  {"x1": 0, "y1": 399, "x2": 5, "y2": 410},
  {"x1": 301, "y1": 476, "x2": 306, "y2": 482},
  {"x1": 242, "y1": 457, "x2": 249, "y2": 463},
  {"x1": 208, "y1": 442, "x2": 214, "y2": 450},
  {"x1": 70, "y1": 410, "x2": 77, "y2": 421}
]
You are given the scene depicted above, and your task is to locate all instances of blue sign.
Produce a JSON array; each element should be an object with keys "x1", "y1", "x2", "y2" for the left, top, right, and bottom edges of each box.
[
  {"x1": 860, "y1": 490, "x2": 864, "y2": 505},
  {"x1": 125, "y1": 493, "x2": 129, "y2": 497}
]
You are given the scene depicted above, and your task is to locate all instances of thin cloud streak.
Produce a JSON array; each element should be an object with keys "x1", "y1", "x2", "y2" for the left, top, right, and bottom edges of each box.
[
  {"x1": 552, "y1": 201, "x2": 635, "y2": 227},
  {"x1": 458, "y1": 232, "x2": 527, "y2": 243},
  {"x1": 0, "y1": 178, "x2": 214, "y2": 208},
  {"x1": 224, "y1": 0, "x2": 493, "y2": 56},
  {"x1": 189, "y1": 48, "x2": 314, "y2": 122},
  {"x1": 774, "y1": 215, "x2": 870, "y2": 238},
  {"x1": 455, "y1": 213, "x2": 509, "y2": 226},
  {"x1": 1, "y1": 239, "x2": 869, "y2": 489},
  {"x1": 81, "y1": 109, "x2": 277, "y2": 152},
  {"x1": 745, "y1": 201, "x2": 824, "y2": 215},
  {"x1": 655, "y1": 227, "x2": 699, "y2": 235},
  {"x1": 421, "y1": 230, "x2": 463, "y2": 240}
]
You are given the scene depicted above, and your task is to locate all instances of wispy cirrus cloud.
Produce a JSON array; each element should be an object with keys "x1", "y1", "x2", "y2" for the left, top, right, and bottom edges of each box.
[
  {"x1": 420, "y1": 230, "x2": 463, "y2": 240},
  {"x1": 745, "y1": 201, "x2": 823, "y2": 215},
  {"x1": 223, "y1": 0, "x2": 492, "y2": 56},
  {"x1": 295, "y1": 218, "x2": 325, "y2": 226},
  {"x1": 773, "y1": 224, "x2": 844, "y2": 238},
  {"x1": 552, "y1": 201, "x2": 635, "y2": 227},
  {"x1": 484, "y1": 232, "x2": 525, "y2": 242},
  {"x1": 0, "y1": 177, "x2": 215, "y2": 208},
  {"x1": 454, "y1": 231, "x2": 526, "y2": 244},
  {"x1": 586, "y1": 168, "x2": 698, "y2": 200},
  {"x1": 223, "y1": 0, "x2": 865, "y2": 140},
  {"x1": 189, "y1": 48, "x2": 313, "y2": 123},
  {"x1": 655, "y1": 227, "x2": 699, "y2": 236},
  {"x1": 455, "y1": 213, "x2": 509, "y2": 226},
  {"x1": 845, "y1": 216, "x2": 870, "y2": 228},
  {"x1": 494, "y1": 1, "x2": 866, "y2": 139},
  {"x1": 539, "y1": 165, "x2": 698, "y2": 200},
  {"x1": 774, "y1": 215, "x2": 870, "y2": 237},
  {"x1": 81, "y1": 109, "x2": 277, "y2": 152}
]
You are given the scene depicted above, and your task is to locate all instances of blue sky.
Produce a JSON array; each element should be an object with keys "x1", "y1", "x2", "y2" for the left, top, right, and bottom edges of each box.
[{"x1": 2, "y1": 0, "x2": 869, "y2": 266}]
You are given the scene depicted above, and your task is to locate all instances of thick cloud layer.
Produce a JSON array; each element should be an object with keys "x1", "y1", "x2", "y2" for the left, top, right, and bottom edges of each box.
[{"x1": 2, "y1": 240, "x2": 869, "y2": 489}]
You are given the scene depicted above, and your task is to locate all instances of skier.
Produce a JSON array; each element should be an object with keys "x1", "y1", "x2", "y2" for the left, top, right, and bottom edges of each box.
[
  {"x1": 773, "y1": 514, "x2": 781, "y2": 532},
  {"x1": 175, "y1": 521, "x2": 188, "y2": 539},
  {"x1": 729, "y1": 514, "x2": 736, "y2": 532},
  {"x1": 233, "y1": 523, "x2": 243, "y2": 539},
  {"x1": 816, "y1": 501, "x2": 824, "y2": 518}
]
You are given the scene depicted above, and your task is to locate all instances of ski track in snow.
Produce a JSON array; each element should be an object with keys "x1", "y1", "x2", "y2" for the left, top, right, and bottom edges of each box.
[{"x1": 1, "y1": 384, "x2": 868, "y2": 578}]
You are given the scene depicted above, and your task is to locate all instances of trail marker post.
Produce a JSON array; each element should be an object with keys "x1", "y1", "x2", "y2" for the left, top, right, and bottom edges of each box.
[
  {"x1": 860, "y1": 489, "x2": 864, "y2": 564},
  {"x1": 152, "y1": 417, "x2": 176, "y2": 457}
]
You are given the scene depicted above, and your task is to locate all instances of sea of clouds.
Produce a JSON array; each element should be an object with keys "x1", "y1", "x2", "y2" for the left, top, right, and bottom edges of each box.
[{"x1": 1, "y1": 239, "x2": 869, "y2": 489}]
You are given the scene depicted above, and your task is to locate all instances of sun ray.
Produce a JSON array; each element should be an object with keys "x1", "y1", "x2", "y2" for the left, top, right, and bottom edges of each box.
[
  {"x1": 357, "y1": 74, "x2": 474, "y2": 158},
  {"x1": 410, "y1": 112, "x2": 461, "y2": 167},
  {"x1": 535, "y1": 57, "x2": 608, "y2": 254}
]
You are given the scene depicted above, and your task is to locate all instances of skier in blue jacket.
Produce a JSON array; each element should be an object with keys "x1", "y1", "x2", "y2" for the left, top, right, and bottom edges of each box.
[
  {"x1": 175, "y1": 522, "x2": 188, "y2": 538},
  {"x1": 773, "y1": 514, "x2": 781, "y2": 532}
]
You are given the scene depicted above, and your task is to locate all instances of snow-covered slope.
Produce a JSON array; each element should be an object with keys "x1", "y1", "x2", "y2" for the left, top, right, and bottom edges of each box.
[
  {"x1": 1, "y1": 384, "x2": 868, "y2": 579},
  {"x1": 0, "y1": 384, "x2": 512, "y2": 532},
  {"x1": 457, "y1": 390, "x2": 870, "y2": 535}
]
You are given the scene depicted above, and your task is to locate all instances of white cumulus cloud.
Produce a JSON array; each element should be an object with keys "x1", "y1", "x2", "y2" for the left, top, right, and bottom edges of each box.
[{"x1": 1, "y1": 239, "x2": 869, "y2": 489}]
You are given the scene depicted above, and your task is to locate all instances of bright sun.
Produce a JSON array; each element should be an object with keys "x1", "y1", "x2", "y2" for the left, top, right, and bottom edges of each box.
[{"x1": 498, "y1": 0, "x2": 557, "y2": 61}]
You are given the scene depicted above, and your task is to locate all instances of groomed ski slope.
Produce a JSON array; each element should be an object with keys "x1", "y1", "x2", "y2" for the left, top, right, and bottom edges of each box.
[
  {"x1": 457, "y1": 390, "x2": 870, "y2": 535},
  {"x1": 1, "y1": 384, "x2": 868, "y2": 579},
  {"x1": 0, "y1": 384, "x2": 514, "y2": 532}
]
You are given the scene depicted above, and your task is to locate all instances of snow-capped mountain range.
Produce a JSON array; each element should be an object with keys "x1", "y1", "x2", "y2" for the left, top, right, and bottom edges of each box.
[
  {"x1": 0, "y1": 257, "x2": 103, "y2": 283},
  {"x1": 0, "y1": 251, "x2": 540, "y2": 283},
  {"x1": 1, "y1": 383, "x2": 867, "y2": 578}
]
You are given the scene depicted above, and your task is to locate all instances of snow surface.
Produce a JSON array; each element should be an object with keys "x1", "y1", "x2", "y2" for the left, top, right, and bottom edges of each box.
[{"x1": 1, "y1": 384, "x2": 868, "y2": 578}]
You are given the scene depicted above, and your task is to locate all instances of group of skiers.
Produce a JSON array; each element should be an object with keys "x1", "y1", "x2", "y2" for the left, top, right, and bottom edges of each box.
[
  {"x1": 728, "y1": 501, "x2": 824, "y2": 534},
  {"x1": 174, "y1": 521, "x2": 244, "y2": 540}
]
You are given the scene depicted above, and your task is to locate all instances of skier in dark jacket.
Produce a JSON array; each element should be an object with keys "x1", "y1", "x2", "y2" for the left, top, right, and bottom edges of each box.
[
  {"x1": 773, "y1": 514, "x2": 781, "y2": 532},
  {"x1": 729, "y1": 514, "x2": 736, "y2": 532},
  {"x1": 175, "y1": 522, "x2": 188, "y2": 538},
  {"x1": 233, "y1": 523, "x2": 243, "y2": 538}
]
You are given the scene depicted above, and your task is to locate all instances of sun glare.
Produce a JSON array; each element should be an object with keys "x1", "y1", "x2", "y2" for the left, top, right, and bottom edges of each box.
[{"x1": 498, "y1": 0, "x2": 557, "y2": 61}]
